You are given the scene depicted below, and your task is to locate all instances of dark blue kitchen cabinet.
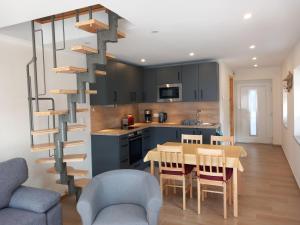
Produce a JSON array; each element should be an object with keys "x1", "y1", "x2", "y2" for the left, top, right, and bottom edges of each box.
[
  {"x1": 91, "y1": 134, "x2": 129, "y2": 176},
  {"x1": 182, "y1": 64, "x2": 199, "y2": 102},
  {"x1": 198, "y1": 62, "x2": 219, "y2": 101},
  {"x1": 90, "y1": 60, "x2": 143, "y2": 105},
  {"x1": 143, "y1": 69, "x2": 157, "y2": 102},
  {"x1": 179, "y1": 128, "x2": 217, "y2": 144},
  {"x1": 152, "y1": 127, "x2": 181, "y2": 144},
  {"x1": 156, "y1": 66, "x2": 182, "y2": 85}
]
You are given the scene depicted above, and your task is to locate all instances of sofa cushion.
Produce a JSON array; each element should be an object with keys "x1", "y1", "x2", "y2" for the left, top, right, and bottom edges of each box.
[
  {"x1": 9, "y1": 186, "x2": 61, "y2": 213},
  {"x1": 0, "y1": 158, "x2": 28, "y2": 209},
  {"x1": 94, "y1": 204, "x2": 148, "y2": 225},
  {"x1": 0, "y1": 208, "x2": 46, "y2": 225}
]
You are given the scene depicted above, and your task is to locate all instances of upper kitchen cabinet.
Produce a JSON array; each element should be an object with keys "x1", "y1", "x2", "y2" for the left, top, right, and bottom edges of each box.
[
  {"x1": 90, "y1": 60, "x2": 143, "y2": 105},
  {"x1": 143, "y1": 68, "x2": 157, "y2": 103},
  {"x1": 198, "y1": 62, "x2": 219, "y2": 101},
  {"x1": 156, "y1": 66, "x2": 182, "y2": 85},
  {"x1": 181, "y1": 64, "x2": 199, "y2": 102}
]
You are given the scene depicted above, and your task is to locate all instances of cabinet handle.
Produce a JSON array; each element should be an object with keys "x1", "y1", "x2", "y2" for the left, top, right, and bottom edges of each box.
[
  {"x1": 200, "y1": 89, "x2": 203, "y2": 100},
  {"x1": 194, "y1": 90, "x2": 197, "y2": 100},
  {"x1": 178, "y1": 72, "x2": 180, "y2": 81},
  {"x1": 176, "y1": 130, "x2": 178, "y2": 139}
]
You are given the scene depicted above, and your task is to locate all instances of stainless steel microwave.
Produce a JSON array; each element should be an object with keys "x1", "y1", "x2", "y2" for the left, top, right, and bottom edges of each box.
[{"x1": 157, "y1": 83, "x2": 182, "y2": 102}]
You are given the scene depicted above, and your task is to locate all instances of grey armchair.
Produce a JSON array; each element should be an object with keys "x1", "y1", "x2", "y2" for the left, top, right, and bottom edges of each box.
[
  {"x1": 77, "y1": 169, "x2": 162, "y2": 225},
  {"x1": 0, "y1": 158, "x2": 62, "y2": 225}
]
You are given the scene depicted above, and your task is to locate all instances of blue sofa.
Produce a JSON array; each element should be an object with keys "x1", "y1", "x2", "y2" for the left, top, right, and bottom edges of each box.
[
  {"x1": 0, "y1": 158, "x2": 62, "y2": 225},
  {"x1": 77, "y1": 169, "x2": 162, "y2": 225}
]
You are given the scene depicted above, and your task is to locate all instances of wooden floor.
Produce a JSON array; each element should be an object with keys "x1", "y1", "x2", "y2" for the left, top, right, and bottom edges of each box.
[{"x1": 62, "y1": 143, "x2": 300, "y2": 225}]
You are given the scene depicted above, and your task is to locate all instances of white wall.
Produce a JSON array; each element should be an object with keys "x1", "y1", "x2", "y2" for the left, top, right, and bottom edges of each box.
[
  {"x1": 0, "y1": 32, "x2": 92, "y2": 193},
  {"x1": 218, "y1": 61, "x2": 233, "y2": 136},
  {"x1": 234, "y1": 66, "x2": 282, "y2": 145},
  {"x1": 281, "y1": 41, "x2": 300, "y2": 188}
]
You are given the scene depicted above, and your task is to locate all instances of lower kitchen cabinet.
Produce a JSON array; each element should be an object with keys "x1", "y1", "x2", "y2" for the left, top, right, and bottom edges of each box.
[{"x1": 91, "y1": 127, "x2": 218, "y2": 175}]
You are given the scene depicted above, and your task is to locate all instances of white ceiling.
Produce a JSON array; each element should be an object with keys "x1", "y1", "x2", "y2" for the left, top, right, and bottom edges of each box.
[{"x1": 1, "y1": 0, "x2": 300, "y2": 69}]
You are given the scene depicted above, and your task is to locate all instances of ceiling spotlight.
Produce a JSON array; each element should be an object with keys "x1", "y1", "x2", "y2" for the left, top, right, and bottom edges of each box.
[
  {"x1": 254, "y1": 64, "x2": 258, "y2": 67},
  {"x1": 189, "y1": 52, "x2": 195, "y2": 56},
  {"x1": 243, "y1": 13, "x2": 252, "y2": 20},
  {"x1": 249, "y1": 45, "x2": 256, "y2": 49},
  {"x1": 151, "y1": 30, "x2": 159, "y2": 34},
  {"x1": 252, "y1": 57, "x2": 257, "y2": 60},
  {"x1": 140, "y1": 58, "x2": 146, "y2": 63}
]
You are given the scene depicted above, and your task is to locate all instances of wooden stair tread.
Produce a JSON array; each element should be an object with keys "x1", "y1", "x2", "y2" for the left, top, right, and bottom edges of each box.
[
  {"x1": 71, "y1": 45, "x2": 98, "y2": 54},
  {"x1": 31, "y1": 124, "x2": 86, "y2": 136},
  {"x1": 68, "y1": 124, "x2": 86, "y2": 131},
  {"x1": 95, "y1": 70, "x2": 107, "y2": 76},
  {"x1": 31, "y1": 143, "x2": 55, "y2": 152},
  {"x1": 53, "y1": 66, "x2": 87, "y2": 74},
  {"x1": 74, "y1": 178, "x2": 91, "y2": 188},
  {"x1": 31, "y1": 128, "x2": 58, "y2": 136},
  {"x1": 36, "y1": 154, "x2": 87, "y2": 164},
  {"x1": 31, "y1": 140, "x2": 84, "y2": 152},
  {"x1": 33, "y1": 108, "x2": 88, "y2": 116},
  {"x1": 75, "y1": 19, "x2": 125, "y2": 38},
  {"x1": 71, "y1": 45, "x2": 115, "y2": 59},
  {"x1": 49, "y1": 89, "x2": 97, "y2": 95},
  {"x1": 47, "y1": 166, "x2": 88, "y2": 177}
]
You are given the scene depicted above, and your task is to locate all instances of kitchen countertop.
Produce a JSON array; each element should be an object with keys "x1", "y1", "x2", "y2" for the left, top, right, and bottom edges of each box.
[{"x1": 91, "y1": 122, "x2": 220, "y2": 136}]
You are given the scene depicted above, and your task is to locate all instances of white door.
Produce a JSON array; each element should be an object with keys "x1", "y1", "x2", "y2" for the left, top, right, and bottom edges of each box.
[{"x1": 235, "y1": 80, "x2": 273, "y2": 144}]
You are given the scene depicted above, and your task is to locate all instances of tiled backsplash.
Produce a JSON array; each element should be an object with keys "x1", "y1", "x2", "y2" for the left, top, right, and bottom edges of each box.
[
  {"x1": 90, "y1": 104, "x2": 139, "y2": 132},
  {"x1": 138, "y1": 102, "x2": 219, "y2": 124},
  {"x1": 91, "y1": 102, "x2": 219, "y2": 132}
]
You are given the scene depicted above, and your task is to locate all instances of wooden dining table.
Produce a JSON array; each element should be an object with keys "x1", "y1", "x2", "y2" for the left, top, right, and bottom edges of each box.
[{"x1": 143, "y1": 142, "x2": 247, "y2": 217}]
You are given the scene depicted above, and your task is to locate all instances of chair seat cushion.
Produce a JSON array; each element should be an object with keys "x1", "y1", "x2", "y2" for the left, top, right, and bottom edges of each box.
[
  {"x1": 0, "y1": 208, "x2": 46, "y2": 225},
  {"x1": 93, "y1": 204, "x2": 148, "y2": 225},
  {"x1": 161, "y1": 164, "x2": 194, "y2": 175},
  {"x1": 198, "y1": 167, "x2": 233, "y2": 181}
]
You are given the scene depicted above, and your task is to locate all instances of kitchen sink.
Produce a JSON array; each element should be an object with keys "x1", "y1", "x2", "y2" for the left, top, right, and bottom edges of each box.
[{"x1": 182, "y1": 119, "x2": 216, "y2": 126}]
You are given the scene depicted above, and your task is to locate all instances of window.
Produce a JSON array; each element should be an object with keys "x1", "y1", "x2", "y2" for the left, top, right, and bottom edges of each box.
[
  {"x1": 294, "y1": 67, "x2": 300, "y2": 143},
  {"x1": 248, "y1": 89, "x2": 257, "y2": 136}
]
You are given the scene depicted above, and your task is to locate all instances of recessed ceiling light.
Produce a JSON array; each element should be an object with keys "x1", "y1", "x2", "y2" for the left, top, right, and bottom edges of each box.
[
  {"x1": 254, "y1": 64, "x2": 258, "y2": 67},
  {"x1": 252, "y1": 57, "x2": 257, "y2": 60},
  {"x1": 249, "y1": 45, "x2": 256, "y2": 49},
  {"x1": 140, "y1": 58, "x2": 146, "y2": 63},
  {"x1": 151, "y1": 30, "x2": 159, "y2": 34},
  {"x1": 189, "y1": 52, "x2": 195, "y2": 56},
  {"x1": 243, "y1": 13, "x2": 252, "y2": 20}
]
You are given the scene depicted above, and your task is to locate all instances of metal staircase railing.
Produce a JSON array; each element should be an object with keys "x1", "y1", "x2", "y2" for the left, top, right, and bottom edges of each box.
[{"x1": 26, "y1": 6, "x2": 123, "y2": 200}]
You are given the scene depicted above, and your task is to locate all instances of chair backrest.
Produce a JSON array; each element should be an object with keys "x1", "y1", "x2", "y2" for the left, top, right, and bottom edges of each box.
[
  {"x1": 181, "y1": 134, "x2": 203, "y2": 144},
  {"x1": 210, "y1": 135, "x2": 234, "y2": 146},
  {"x1": 196, "y1": 148, "x2": 226, "y2": 180},
  {"x1": 157, "y1": 145, "x2": 184, "y2": 174}
]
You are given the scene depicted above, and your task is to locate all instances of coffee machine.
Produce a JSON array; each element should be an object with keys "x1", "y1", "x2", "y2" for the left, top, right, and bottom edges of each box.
[{"x1": 144, "y1": 109, "x2": 152, "y2": 123}]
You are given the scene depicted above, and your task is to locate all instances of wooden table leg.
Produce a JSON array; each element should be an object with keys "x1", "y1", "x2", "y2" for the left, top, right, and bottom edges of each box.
[
  {"x1": 150, "y1": 160, "x2": 154, "y2": 175},
  {"x1": 233, "y1": 167, "x2": 238, "y2": 217}
]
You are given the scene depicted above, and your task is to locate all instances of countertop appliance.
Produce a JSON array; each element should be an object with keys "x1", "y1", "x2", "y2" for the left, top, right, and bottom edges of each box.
[
  {"x1": 158, "y1": 112, "x2": 168, "y2": 123},
  {"x1": 157, "y1": 83, "x2": 182, "y2": 102},
  {"x1": 144, "y1": 109, "x2": 152, "y2": 123},
  {"x1": 121, "y1": 114, "x2": 135, "y2": 129}
]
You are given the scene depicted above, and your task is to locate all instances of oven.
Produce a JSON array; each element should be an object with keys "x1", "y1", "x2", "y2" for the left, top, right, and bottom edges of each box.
[
  {"x1": 157, "y1": 83, "x2": 182, "y2": 102},
  {"x1": 128, "y1": 131, "x2": 143, "y2": 167}
]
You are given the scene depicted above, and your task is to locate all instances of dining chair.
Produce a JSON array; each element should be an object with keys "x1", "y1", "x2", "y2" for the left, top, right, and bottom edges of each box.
[
  {"x1": 157, "y1": 144, "x2": 193, "y2": 210},
  {"x1": 196, "y1": 148, "x2": 233, "y2": 219},
  {"x1": 181, "y1": 134, "x2": 203, "y2": 144},
  {"x1": 211, "y1": 135, "x2": 234, "y2": 145}
]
